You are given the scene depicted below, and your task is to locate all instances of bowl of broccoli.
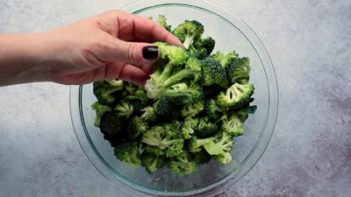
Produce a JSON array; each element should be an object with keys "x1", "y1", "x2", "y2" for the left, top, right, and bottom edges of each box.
[{"x1": 70, "y1": 0, "x2": 278, "y2": 196}]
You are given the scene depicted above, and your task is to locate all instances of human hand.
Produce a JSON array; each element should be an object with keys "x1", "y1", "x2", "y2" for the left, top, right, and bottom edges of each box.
[{"x1": 39, "y1": 10, "x2": 181, "y2": 86}]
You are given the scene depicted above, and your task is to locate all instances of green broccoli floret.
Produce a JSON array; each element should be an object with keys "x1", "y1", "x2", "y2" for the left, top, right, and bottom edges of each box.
[
  {"x1": 140, "y1": 106, "x2": 157, "y2": 121},
  {"x1": 201, "y1": 57, "x2": 227, "y2": 87},
  {"x1": 168, "y1": 152, "x2": 199, "y2": 176},
  {"x1": 227, "y1": 57, "x2": 251, "y2": 84},
  {"x1": 203, "y1": 132, "x2": 234, "y2": 164},
  {"x1": 181, "y1": 100, "x2": 204, "y2": 117},
  {"x1": 157, "y1": 15, "x2": 172, "y2": 32},
  {"x1": 173, "y1": 20, "x2": 204, "y2": 49},
  {"x1": 144, "y1": 145, "x2": 166, "y2": 156},
  {"x1": 217, "y1": 83, "x2": 254, "y2": 109},
  {"x1": 195, "y1": 117, "x2": 219, "y2": 138},
  {"x1": 141, "y1": 153, "x2": 166, "y2": 174},
  {"x1": 189, "y1": 136, "x2": 215, "y2": 153},
  {"x1": 141, "y1": 123, "x2": 181, "y2": 150},
  {"x1": 165, "y1": 138, "x2": 184, "y2": 158},
  {"x1": 181, "y1": 117, "x2": 199, "y2": 140},
  {"x1": 91, "y1": 102, "x2": 111, "y2": 127},
  {"x1": 212, "y1": 51, "x2": 238, "y2": 69},
  {"x1": 114, "y1": 142, "x2": 142, "y2": 167},
  {"x1": 127, "y1": 116, "x2": 148, "y2": 139},
  {"x1": 145, "y1": 44, "x2": 204, "y2": 99},
  {"x1": 114, "y1": 101, "x2": 134, "y2": 118},
  {"x1": 221, "y1": 114, "x2": 244, "y2": 136},
  {"x1": 93, "y1": 80, "x2": 123, "y2": 104},
  {"x1": 204, "y1": 99, "x2": 222, "y2": 119}
]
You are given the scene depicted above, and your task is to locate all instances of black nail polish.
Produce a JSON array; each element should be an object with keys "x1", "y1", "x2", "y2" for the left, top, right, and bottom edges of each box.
[{"x1": 142, "y1": 46, "x2": 158, "y2": 60}]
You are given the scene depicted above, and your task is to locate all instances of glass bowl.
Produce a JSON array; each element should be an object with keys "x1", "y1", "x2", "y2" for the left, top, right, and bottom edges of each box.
[{"x1": 70, "y1": 0, "x2": 278, "y2": 196}]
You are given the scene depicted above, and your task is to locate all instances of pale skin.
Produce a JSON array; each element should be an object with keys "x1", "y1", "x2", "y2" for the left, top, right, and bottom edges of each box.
[{"x1": 0, "y1": 10, "x2": 182, "y2": 87}]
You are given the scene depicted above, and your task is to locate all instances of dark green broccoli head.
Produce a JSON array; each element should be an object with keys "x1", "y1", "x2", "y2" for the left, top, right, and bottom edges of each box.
[
  {"x1": 201, "y1": 57, "x2": 227, "y2": 87},
  {"x1": 226, "y1": 57, "x2": 251, "y2": 84},
  {"x1": 114, "y1": 142, "x2": 142, "y2": 167},
  {"x1": 93, "y1": 80, "x2": 124, "y2": 104},
  {"x1": 193, "y1": 36, "x2": 215, "y2": 58},
  {"x1": 173, "y1": 20, "x2": 204, "y2": 49},
  {"x1": 141, "y1": 153, "x2": 166, "y2": 174},
  {"x1": 99, "y1": 111, "x2": 125, "y2": 146},
  {"x1": 127, "y1": 116, "x2": 148, "y2": 139}
]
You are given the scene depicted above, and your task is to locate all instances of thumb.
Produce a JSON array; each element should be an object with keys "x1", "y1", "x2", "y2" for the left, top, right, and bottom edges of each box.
[{"x1": 113, "y1": 39, "x2": 159, "y2": 65}]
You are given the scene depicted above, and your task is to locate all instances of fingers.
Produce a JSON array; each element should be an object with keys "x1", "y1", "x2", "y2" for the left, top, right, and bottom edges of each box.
[
  {"x1": 110, "y1": 38, "x2": 159, "y2": 66},
  {"x1": 103, "y1": 10, "x2": 182, "y2": 46},
  {"x1": 105, "y1": 62, "x2": 149, "y2": 87}
]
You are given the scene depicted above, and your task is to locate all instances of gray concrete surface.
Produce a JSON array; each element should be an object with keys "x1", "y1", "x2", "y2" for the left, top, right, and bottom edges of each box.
[{"x1": 0, "y1": 0, "x2": 350, "y2": 196}]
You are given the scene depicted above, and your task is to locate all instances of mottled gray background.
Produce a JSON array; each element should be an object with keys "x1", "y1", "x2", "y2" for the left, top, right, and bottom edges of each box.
[{"x1": 0, "y1": 0, "x2": 350, "y2": 196}]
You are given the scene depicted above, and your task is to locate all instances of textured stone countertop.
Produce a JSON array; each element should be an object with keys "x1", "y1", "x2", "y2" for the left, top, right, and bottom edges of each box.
[{"x1": 0, "y1": 0, "x2": 350, "y2": 196}]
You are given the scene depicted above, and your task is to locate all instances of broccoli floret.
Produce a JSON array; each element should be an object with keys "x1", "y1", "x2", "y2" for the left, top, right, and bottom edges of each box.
[
  {"x1": 127, "y1": 116, "x2": 148, "y2": 140},
  {"x1": 181, "y1": 117, "x2": 199, "y2": 140},
  {"x1": 204, "y1": 99, "x2": 222, "y2": 119},
  {"x1": 201, "y1": 57, "x2": 227, "y2": 87},
  {"x1": 141, "y1": 106, "x2": 157, "y2": 121},
  {"x1": 145, "y1": 44, "x2": 204, "y2": 99},
  {"x1": 221, "y1": 114, "x2": 244, "y2": 136},
  {"x1": 236, "y1": 105, "x2": 257, "y2": 122},
  {"x1": 114, "y1": 142, "x2": 142, "y2": 167},
  {"x1": 189, "y1": 136, "x2": 215, "y2": 153},
  {"x1": 173, "y1": 20, "x2": 204, "y2": 49},
  {"x1": 165, "y1": 138, "x2": 184, "y2": 158},
  {"x1": 93, "y1": 80, "x2": 124, "y2": 104},
  {"x1": 153, "y1": 96, "x2": 180, "y2": 117},
  {"x1": 195, "y1": 117, "x2": 219, "y2": 138},
  {"x1": 217, "y1": 83, "x2": 254, "y2": 109},
  {"x1": 144, "y1": 145, "x2": 166, "y2": 156},
  {"x1": 114, "y1": 101, "x2": 134, "y2": 118},
  {"x1": 141, "y1": 153, "x2": 166, "y2": 174},
  {"x1": 192, "y1": 37, "x2": 215, "y2": 58},
  {"x1": 99, "y1": 111, "x2": 125, "y2": 145},
  {"x1": 91, "y1": 102, "x2": 111, "y2": 127},
  {"x1": 168, "y1": 152, "x2": 199, "y2": 176},
  {"x1": 157, "y1": 15, "x2": 172, "y2": 32},
  {"x1": 203, "y1": 132, "x2": 234, "y2": 164},
  {"x1": 141, "y1": 123, "x2": 181, "y2": 150},
  {"x1": 227, "y1": 57, "x2": 251, "y2": 84},
  {"x1": 181, "y1": 100, "x2": 204, "y2": 117},
  {"x1": 212, "y1": 51, "x2": 238, "y2": 69}
]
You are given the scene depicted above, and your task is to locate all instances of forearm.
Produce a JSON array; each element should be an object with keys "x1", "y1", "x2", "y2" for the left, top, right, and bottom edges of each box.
[{"x1": 0, "y1": 33, "x2": 50, "y2": 86}]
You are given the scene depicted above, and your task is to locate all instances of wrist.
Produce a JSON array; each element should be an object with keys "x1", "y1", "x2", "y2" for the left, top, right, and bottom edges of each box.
[{"x1": 0, "y1": 33, "x2": 51, "y2": 85}]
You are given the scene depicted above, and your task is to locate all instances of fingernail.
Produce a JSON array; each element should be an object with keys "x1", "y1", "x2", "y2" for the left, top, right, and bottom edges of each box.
[{"x1": 142, "y1": 46, "x2": 158, "y2": 60}]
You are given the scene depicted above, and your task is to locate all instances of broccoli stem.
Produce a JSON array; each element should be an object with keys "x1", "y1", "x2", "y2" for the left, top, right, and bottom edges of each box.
[{"x1": 164, "y1": 69, "x2": 194, "y2": 87}]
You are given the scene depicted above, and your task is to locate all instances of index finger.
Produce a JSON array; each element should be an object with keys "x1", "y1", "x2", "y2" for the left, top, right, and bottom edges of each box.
[{"x1": 115, "y1": 11, "x2": 183, "y2": 46}]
